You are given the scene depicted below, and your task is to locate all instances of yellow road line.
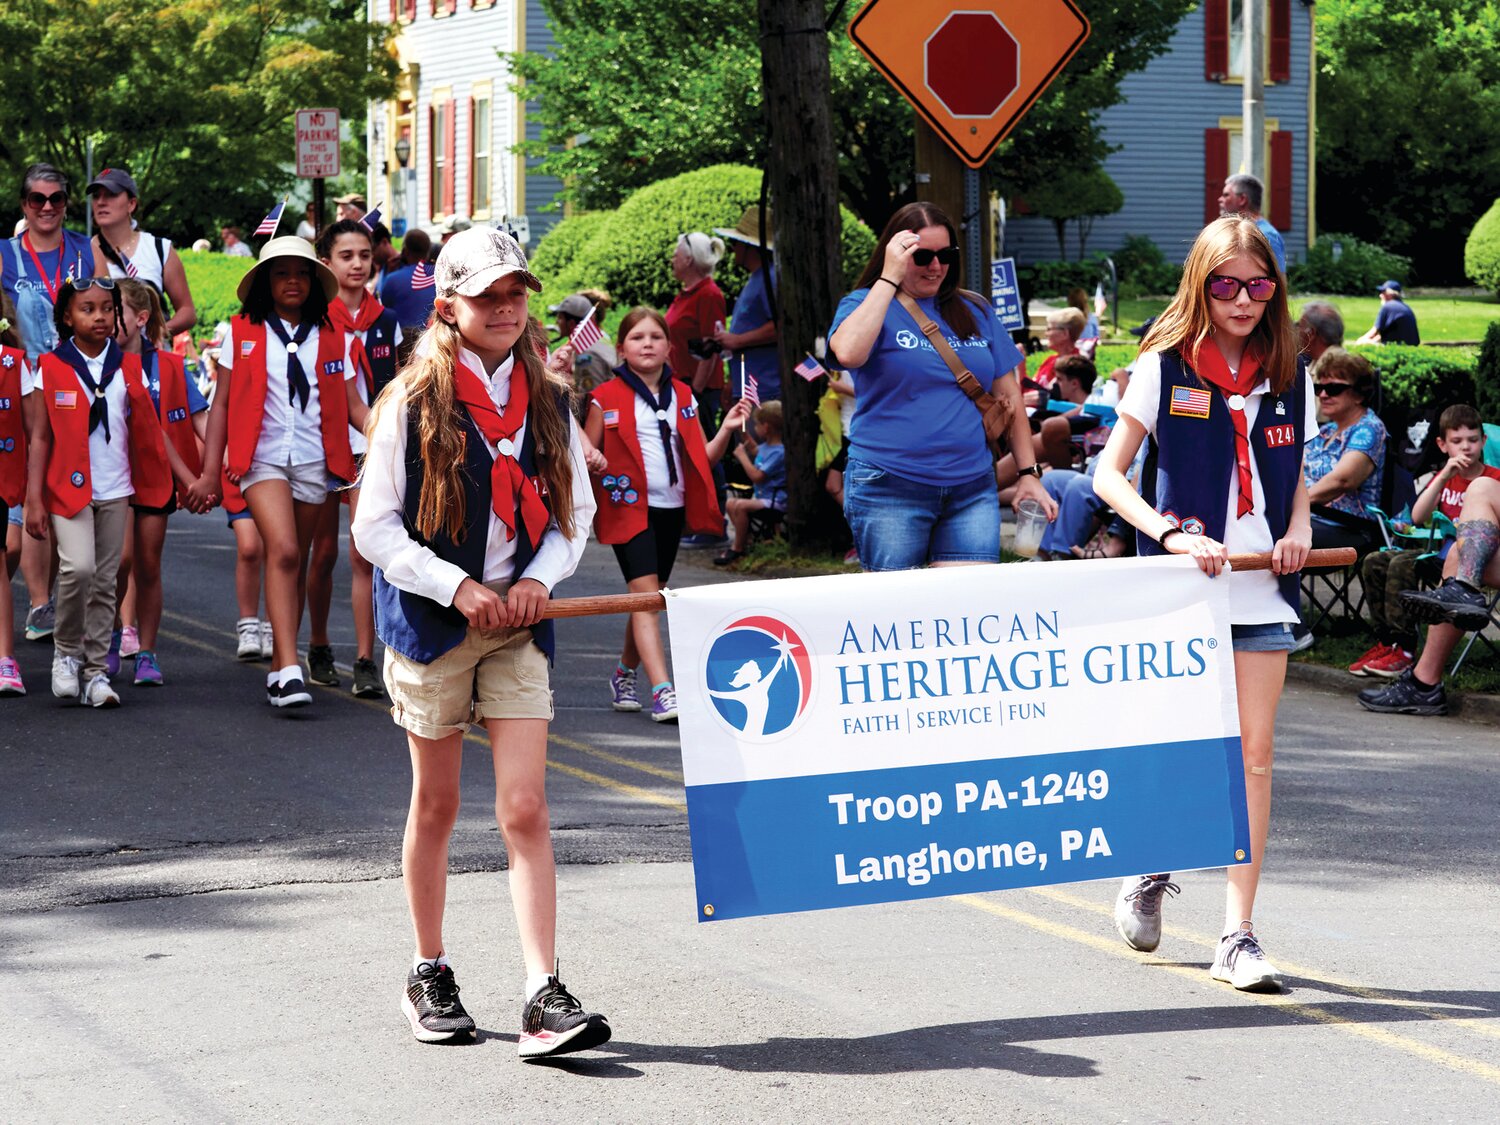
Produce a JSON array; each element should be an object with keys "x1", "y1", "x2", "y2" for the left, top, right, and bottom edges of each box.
[
  {"x1": 547, "y1": 732, "x2": 685, "y2": 783},
  {"x1": 954, "y1": 893, "x2": 1500, "y2": 1086}
]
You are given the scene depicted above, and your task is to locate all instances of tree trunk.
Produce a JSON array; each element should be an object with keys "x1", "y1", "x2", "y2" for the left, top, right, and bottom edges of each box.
[{"x1": 757, "y1": 0, "x2": 844, "y2": 552}]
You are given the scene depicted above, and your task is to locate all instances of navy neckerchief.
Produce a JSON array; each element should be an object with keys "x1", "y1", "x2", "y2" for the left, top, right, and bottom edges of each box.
[
  {"x1": 60, "y1": 338, "x2": 123, "y2": 443},
  {"x1": 615, "y1": 365, "x2": 678, "y2": 487},
  {"x1": 265, "y1": 317, "x2": 313, "y2": 412}
]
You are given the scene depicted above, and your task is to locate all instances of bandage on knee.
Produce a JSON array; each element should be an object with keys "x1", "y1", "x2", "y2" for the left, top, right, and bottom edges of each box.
[{"x1": 1248, "y1": 765, "x2": 1270, "y2": 776}]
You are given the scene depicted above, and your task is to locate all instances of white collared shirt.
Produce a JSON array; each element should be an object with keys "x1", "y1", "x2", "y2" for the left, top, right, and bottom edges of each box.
[
  {"x1": 344, "y1": 321, "x2": 404, "y2": 456},
  {"x1": 220, "y1": 320, "x2": 355, "y2": 469},
  {"x1": 69, "y1": 342, "x2": 133, "y2": 502},
  {"x1": 352, "y1": 344, "x2": 597, "y2": 605},
  {"x1": 634, "y1": 384, "x2": 686, "y2": 507}
]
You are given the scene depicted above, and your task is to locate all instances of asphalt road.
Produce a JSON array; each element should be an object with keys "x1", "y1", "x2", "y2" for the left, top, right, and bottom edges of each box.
[{"x1": 4, "y1": 508, "x2": 1500, "y2": 1122}]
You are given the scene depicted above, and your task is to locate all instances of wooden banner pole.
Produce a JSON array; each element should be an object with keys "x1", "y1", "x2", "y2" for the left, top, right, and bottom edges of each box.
[{"x1": 535, "y1": 548, "x2": 1357, "y2": 620}]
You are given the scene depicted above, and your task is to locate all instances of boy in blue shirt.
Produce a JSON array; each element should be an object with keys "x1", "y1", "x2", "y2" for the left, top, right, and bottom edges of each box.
[{"x1": 715, "y1": 401, "x2": 786, "y2": 565}]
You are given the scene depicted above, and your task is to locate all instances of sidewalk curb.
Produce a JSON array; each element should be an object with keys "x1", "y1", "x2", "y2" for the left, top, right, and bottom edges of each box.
[{"x1": 1287, "y1": 659, "x2": 1500, "y2": 725}]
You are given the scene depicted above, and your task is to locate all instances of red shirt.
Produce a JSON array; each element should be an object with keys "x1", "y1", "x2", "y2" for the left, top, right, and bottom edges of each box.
[
  {"x1": 1438, "y1": 465, "x2": 1500, "y2": 521},
  {"x1": 666, "y1": 277, "x2": 727, "y2": 391}
]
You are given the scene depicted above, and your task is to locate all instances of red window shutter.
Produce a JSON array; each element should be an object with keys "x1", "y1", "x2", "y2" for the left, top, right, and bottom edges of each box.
[
  {"x1": 1270, "y1": 131, "x2": 1293, "y2": 231},
  {"x1": 1270, "y1": 0, "x2": 1292, "y2": 82},
  {"x1": 1204, "y1": 0, "x2": 1229, "y2": 81},
  {"x1": 445, "y1": 0, "x2": 457, "y2": 13},
  {"x1": 403, "y1": 0, "x2": 415, "y2": 19},
  {"x1": 1204, "y1": 128, "x2": 1230, "y2": 224},
  {"x1": 428, "y1": 105, "x2": 437, "y2": 221},
  {"x1": 466, "y1": 96, "x2": 476, "y2": 215},
  {"x1": 444, "y1": 103, "x2": 457, "y2": 215}
]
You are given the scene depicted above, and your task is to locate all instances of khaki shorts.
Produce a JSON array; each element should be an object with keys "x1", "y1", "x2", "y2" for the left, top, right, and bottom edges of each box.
[
  {"x1": 383, "y1": 615, "x2": 553, "y2": 741},
  {"x1": 240, "y1": 460, "x2": 331, "y2": 506}
]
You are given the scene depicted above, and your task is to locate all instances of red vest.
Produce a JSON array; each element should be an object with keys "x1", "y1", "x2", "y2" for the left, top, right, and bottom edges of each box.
[
  {"x1": 152, "y1": 350, "x2": 204, "y2": 504},
  {"x1": 591, "y1": 375, "x2": 720, "y2": 544},
  {"x1": 39, "y1": 350, "x2": 173, "y2": 517},
  {"x1": 0, "y1": 345, "x2": 27, "y2": 506},
  {"x1": 226, "y1": 315, "x2": 356, "y2": 482}
]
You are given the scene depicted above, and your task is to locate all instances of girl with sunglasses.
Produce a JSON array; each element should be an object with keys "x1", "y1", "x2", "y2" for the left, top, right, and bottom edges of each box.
[
  {"x1": 1093, "y1": 215, "x2": 1316, "y2": 992},
  {"x1": 23, "y1": 277, "x2": 173, "y2": 708},
  {"x1": 829, "y1": 201, "x2": 1053, "y2": 572}
]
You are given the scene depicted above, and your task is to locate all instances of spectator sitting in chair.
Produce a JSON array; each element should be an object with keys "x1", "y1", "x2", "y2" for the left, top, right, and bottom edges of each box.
[
  {"x1": 1359, "y1": 474, "x2": 1500, "y2": 715},
  {"x1": 715, "y1": 401, "x2": 787, "y2": 566},
  {"x1": 1296, "y1": 300, "x2": 1343, "y2": 364},
  {"x1": 1024, "y1": 308, "x2": 1086, "y2": 407},
  {"x1": 1351, "y1": 405, "x2": 1500, "y2": 680},
  {"x1": 998, "y1": 354, "x2": 1098, "y2": 501},
  {"x1": 1303, "y1": 347, "x2": 1387, "y2": 552}
]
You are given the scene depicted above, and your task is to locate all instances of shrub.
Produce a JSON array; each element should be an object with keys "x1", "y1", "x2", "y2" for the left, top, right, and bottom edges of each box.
[
  {"x1": 1476, "y1": 321, "x2": 1500, "y2": 420},
  {"x1": 527, "y1": 211, "x2": 611, "y2": 288},
  {"x1": 1111, "y1": 234, "x2": 1181, "y2": 295},
  {"x1": 1465, "y1": 200, "x2": 1500, "y2": 296},
  {"x1": 1288, "y1": 233, "x2": 1412, "y2": 295},
  {"x1": 1017, "y1": 258, "x2": 1103, "y2": 303},
  {"x1": 180, "y1": 252, "x2": 257, "y2": 334},
  {"x1": 1354, "y1": 344, "x2": 1476, "y2": 417}
]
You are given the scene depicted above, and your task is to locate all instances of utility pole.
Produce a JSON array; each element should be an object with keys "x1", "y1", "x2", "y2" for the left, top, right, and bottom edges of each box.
[{"x1": 1243, "y1": 0, "x2": 1266, "y2": 182}]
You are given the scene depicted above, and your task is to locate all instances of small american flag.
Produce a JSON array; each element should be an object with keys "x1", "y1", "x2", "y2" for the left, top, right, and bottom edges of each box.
[
  {"x1": 359, "y1": 205, "x2": 383, "y2": 232},
  {"x1": 254, "y1": 200, "x2": 287, "y2": 237},
  {"x1": 410, "y1": 260, "x2": 434, "y2": 290},
  {"x1": 1169, "y1": 385, "x2": 1212, "y2": 420},
  {"x1": 569, "y1": 306, "x2": 603, "y2": 353},
  {"x1": 123, "y1": 256, "x2": 139, "y2": 279},
  {"x1": 742, "y1": 372, "x2": 761, "y2": 408},
  {"x1": 794, "y1": 354, "x2": 826, "y2": 382}
]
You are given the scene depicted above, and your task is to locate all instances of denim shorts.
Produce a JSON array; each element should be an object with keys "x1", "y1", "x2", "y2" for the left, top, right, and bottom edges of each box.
[
  {"x1": 7, "y1": 504, "x2": 21, "y2": 528},
  {"x1": 844, "y1": 456, "x2": 1000, "y2": 571},
  {"x1": 1231, "y1": 622, "x2": 1296, "y2": 653}
]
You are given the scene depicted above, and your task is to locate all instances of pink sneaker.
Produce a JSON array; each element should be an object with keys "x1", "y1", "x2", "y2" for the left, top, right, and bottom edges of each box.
[
  {"x1": 119, "y1": 625, "x2": 141, "y2": 658},
  {"x1": 0, "y1": 656, "x2": 25, "y2": 696}
]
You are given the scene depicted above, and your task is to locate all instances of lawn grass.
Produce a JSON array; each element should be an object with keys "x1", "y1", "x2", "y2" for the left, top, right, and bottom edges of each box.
[
  {"x1": 1293, "y1": 619, "x2": 1500, "y2": 694},
  {"x1": 1108, "y1": 292, "x2": 1500, "y2": 344}
]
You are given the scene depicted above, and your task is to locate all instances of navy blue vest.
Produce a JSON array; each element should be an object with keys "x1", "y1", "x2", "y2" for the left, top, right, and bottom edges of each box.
[
  {"x1": 373, "y1": 394, "x2": 562, "y2": 665},
  {"x1": 1138, "y1": 351, "x2": 1308, "y2": 616},
  {"x1": 364, "y1": 309, "x2": 400, "y2": 401}
]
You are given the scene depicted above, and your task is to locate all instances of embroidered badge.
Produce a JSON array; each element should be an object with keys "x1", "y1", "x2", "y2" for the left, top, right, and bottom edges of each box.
[
  {"x1": 1263, "y1": 423, "x2": 1297, "y2": 449},
  {"x1": 166, "y1": 407, "x2": 188, "y2": 424},
  {"x1": 623, "y1": 489, "x2": 639, "y2": 504},
  {"x1": 54, "y1": 390, "x2": 77, "y2": 409},
  {"x1": 1, "y1": 354, "x2": 13, "y2": 368},
  {"x1": 70, "y1": 471, "x2": 85, "y2": 487},
  {"x1": 323, "y1": 360, "x2": 344, "y2": 376},
  {"x1": 1168, "y1": 386, "x2": 1212, "y2": 419},
  {"x1": 240, "y1": 340, "x2": 256, "y2": 357},
  {"x1": 371, "y1": 345, "x2": 391, "y2": 359},
  {"x1": 0, "y1": 397, "x2": 11, "y2": 410},
  {"x1": 610, "y1": 488, "x2": 623, "y2": 503},
  {"x1": 603, "y1": 409, "x2": 620, "y2": 427},
  {"x1": 0, "y1": 438, "x2": 14, "y2": 452},
  {"x1": 682, "y1": 404, "x2": 697, "y2": 419},
  {"x1": 616, "y1": 475, "x2": 631, "y2": 490},
  {"x1": 1181, "y1": 516, "x2": 1205, "y2": 535},
  {"x1": 602, "y1": 474, "x2": 617, "y2": 490}
]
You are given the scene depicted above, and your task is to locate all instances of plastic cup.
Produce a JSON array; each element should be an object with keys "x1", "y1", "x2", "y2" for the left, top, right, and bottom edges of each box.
[{"x1": 1012, "y1": 498, "x2": 1047, "y2": 558}]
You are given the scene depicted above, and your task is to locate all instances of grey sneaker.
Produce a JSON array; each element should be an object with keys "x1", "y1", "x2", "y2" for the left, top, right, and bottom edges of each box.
[
  {"x1": 610, "y1": 667, "x2": 642, "y2": 712},
  {"x1": 51, "y1": 653, "x2": 81, "y2": 699},
  {"x1": 259, "y1": 620, "x2": 274, "y2": 661},
  {"x1": 236, "y1": 617, "x2": 261, "y2": 661},
  {"x1": 307, "y1": 644, "x2": 338, "y2": 686},
  {"x1": 26, "y1": 600, "x2": 56, "y2": 642},
  {"x1": 1357, "y1": 669, "x2": 1448, "y2": 716},
  {"x1": 1211, "y1": 925, "x2": 1282, "y2": 992},
  {"x1": 1401, "y1": 578, "x2": 1492, "y2": 632},
  {"x1": 1113, "y1": 874, "x2": 1179, "y2": 952},
  {"x1": 352, "y1": 657, "x2": 383, "y2": 698}
]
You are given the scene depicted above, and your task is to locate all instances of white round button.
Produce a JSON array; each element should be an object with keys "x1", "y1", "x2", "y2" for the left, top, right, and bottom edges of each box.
[
  {"x1": 497, "y1": 438, "x2": 516, "y2": 457},
  {"x1": 1227, "y1": 394, "x2": 1246, "y2": 411},
  {"x1": 655, "y1": 409, "x2": 669, "y2": 421},
  {"x1": 285, "y1": 342, "x2": 299, "y2": 355}
]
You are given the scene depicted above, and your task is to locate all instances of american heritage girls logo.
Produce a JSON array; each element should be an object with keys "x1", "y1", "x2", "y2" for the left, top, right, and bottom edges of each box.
[{"x1": 704, "y1": 615, "x2": 814, "y2": 739}]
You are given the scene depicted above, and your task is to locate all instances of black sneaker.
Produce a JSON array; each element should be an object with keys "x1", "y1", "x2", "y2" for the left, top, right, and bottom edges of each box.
[
  {"x1": 402, "y1": 963, "x2": 477, "y2": 1044},
  {"x1": 268, "y1": 674, "x2": 313, "y2": 708},
  {"x1": 518, "y1": 970, "x2": 611, "y2": 1059},
  {"x1": 1400, "y1": 578, "x2": 1492, "y2": 632},
  {"x1": 1358, "y1": 669, "x2": 1448, "y2": 716},
  {"x1": 352, "y1": 657, "x2": 384, "y2": 698},
  {"x1": 307, "y1": 644, "x2": 339, "y2": 686}
]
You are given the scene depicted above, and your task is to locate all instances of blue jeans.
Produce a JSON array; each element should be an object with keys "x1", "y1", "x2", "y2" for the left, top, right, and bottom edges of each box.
[
  {"x1": 1231, "y1": 622, "x2": 1296, "y2": 652},
  {"x1": 1039, "y1": 469, "x2": 1107, "y2": 555},
  {"x1": 844, "y1": 456, "x2": 1000, "y2": 570}
]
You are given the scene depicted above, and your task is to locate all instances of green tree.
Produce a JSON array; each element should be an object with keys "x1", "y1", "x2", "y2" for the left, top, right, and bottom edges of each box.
[
  {"x1": 512, "y1": 0, "x2": 1192, "y2": 230},
  {"x1": 1028, "y1": 166, "x2": 1124, "y2": 259},
  {"x1": 0, "y1": 0, "x2": 397, "y2": 244},
  {"x1": 1317, "y1": 0, "x2": 1500, "y2": 282}
]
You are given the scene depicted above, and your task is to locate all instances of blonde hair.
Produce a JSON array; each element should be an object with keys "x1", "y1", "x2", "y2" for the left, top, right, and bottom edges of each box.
[
  {"x1": 117, "y1": 278, "x2": 168, "y2": 348},
  {"x1": 1046, "y1": 307, "x2": 1087, "y2": 341},
  {"x1": 755, "y1": 399, "x2": 784, "y2": 432},
  {"x1": 1140, "y1": 216, "x2": 1298, "y2": 395},
  {"x1": 366, "y1": 316, "x2": 577, "y2": 545},
  {"x1": 676, "y1": 232, "x2": 725, "y2": 274}
]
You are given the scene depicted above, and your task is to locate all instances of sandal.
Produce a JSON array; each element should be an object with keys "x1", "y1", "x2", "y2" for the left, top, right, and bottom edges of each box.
[{"x1": 713, "y1": 548, "x2": 746, "y2": 567}]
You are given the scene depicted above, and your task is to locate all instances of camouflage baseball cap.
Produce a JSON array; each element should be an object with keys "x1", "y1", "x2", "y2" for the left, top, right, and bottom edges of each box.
[{"x1": 434, "y1": 226, "x2": 541, "y2": 297}]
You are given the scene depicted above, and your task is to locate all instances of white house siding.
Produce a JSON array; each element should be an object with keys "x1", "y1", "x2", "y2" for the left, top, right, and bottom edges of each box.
[{"x1": 1002, "y1": 3, "x2": 1312, "y2": 271}]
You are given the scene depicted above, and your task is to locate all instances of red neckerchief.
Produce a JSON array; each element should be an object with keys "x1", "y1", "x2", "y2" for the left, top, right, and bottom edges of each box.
[
  {"x1": 327, "y1": 292, "x2": 384, "y2": 335},
  {"x1": 451, "y1": 358, "x2": 549, "y2": 548},
  {"x1": 21, "y1": 232, "x2": 63, "y2": 302},
  {"x1": 1190, "y1": 337, "x2": 1262, "y2": 518}
]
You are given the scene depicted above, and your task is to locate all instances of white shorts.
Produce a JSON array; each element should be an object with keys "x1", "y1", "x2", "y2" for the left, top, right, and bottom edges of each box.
[{"x1": 240, "y1": 460, "x2": 332, "y2": 506}]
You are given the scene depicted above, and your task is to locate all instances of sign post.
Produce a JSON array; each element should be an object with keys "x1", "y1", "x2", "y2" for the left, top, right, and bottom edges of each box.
[{"x1": 295, "y1": 108, "x2": 342, "y2": 232}]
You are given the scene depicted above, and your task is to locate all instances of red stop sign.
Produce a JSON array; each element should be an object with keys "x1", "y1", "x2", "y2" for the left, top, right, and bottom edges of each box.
[{"x1": 925, "y1": 12, "x2": 1019, "y2": 118}]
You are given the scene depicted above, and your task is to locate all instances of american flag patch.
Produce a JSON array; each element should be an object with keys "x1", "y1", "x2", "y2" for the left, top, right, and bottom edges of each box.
[
  {"x1": 1169, "y1": 386, "x2": 1212, "y2": 419},
  {"x1": 240, "y1": 341, "x2": 256, "y2": 357},
  {"x1": 54, "y1": 390, "x2": 77, "y2": 409},
  {"x1": 603, "y1": 409, "x2": 620, "y2": 427}
]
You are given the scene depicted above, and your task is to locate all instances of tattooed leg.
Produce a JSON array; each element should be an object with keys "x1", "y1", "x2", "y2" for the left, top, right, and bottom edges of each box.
[{"x1": 1453, "y1": 518, "x2": 1500, "y2": 590}]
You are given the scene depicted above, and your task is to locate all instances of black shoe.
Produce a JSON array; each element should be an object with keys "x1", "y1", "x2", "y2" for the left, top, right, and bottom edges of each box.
[
  {"x1": 307, "y1": 644, "x2": 339, "y2": 686},
  {"x1": 402, "y1": 963, "x2": 477, "y2": 1044},
  {"x1": 1400, "y1": 579, "x2": 1492, "y2": 632},
  {"x1": 1358, "y1": 669, "x2": 1448, "y2": 715},
  {"x1": 268, "y1": 675, "x2": 312, "y2": 708},
  {"x1": 352, "y1": 657, "x2": 384, "y2": 698},
  {"x1": 518, "y1": 970, "x2": 611, "y2": 1059}
]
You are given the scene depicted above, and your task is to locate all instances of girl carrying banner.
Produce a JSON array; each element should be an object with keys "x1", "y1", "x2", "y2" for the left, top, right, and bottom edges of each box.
[
  {"x1": 351, "y1": 226, "x2": 610, "y2": 1057},
  {"x1": 1093, "y1": 216, "x2": 1315, "y2": 991}
]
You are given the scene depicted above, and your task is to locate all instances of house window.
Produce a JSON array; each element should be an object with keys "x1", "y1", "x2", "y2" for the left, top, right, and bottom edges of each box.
[
  {"x1": 470, "y1": 92, "x2": 493, "y2": 217},
  {"x1": 1206, "y1": 0, "x2": 1291, "y2": 84},
  {"x1": 1205, "y1": 118, "x2": 1294, "y2": 231},
  {"x1": 430, "y1": 93, "x2": 454, "y2": 222}
]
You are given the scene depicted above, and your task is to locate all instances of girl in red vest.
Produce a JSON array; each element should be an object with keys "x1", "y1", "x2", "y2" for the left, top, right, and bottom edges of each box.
[
  {"x1": 585, "y1": 307, "x2": 746, "y2": 722},
  {"x1": 23, "y1": 278, "x2": 172, "y2": 708},
  {"x1": 1, "y1": 292, "x2": 39, "y2": 695},
  {"x1": 199, "y1": 237, "x2": 368, "y2": 709},
  {"x1": 112, "y1": 280, "x2": 216, "y2": 686}
]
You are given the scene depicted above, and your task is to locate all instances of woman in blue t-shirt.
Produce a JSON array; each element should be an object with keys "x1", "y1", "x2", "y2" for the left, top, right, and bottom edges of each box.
[
  {"x1": 1303, "y1": 347, "x2": 1387, "y2": 551},
  {"x1": 829, "y1": 202, "x2": 1053, "y2": 571}
]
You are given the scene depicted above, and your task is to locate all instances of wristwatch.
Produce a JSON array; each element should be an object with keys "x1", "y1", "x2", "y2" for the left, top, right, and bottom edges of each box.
[
  {"x1": 1016, "y1": 464, "x2": 1043, "y2": 479},
  {"x1": 1157, "y1": 526, "x2": 1183, "y2": 549}
]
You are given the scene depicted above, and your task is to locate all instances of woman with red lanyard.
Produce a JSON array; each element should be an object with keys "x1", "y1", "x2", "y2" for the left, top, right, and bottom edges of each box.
[
  {"x1": 198, "y1": 237, "x2": 368, "y2": 710},
  {"x1": 0, "y1": 292, "x2": 43, "y2": 695}
]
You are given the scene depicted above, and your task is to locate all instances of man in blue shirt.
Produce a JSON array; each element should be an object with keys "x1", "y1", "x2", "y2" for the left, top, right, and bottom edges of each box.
[
  {"x1": 1354, "y1": 281, "x2": 1420, "y2": 346},
  {"x1": 1218, "y1": 173, "x2": 1286, "y2": 275},
  {"x1": 2, "y1": 163, "x2": 95, "y2": 361},
  {"x1": 712, "y1": 207, "x2": 781, "y2": 402}
]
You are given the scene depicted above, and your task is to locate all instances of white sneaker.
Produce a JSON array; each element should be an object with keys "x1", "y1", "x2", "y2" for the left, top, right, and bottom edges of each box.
[
  {"x1": 1211, "y1": 925, "x2": 1282, "y2": 992},
  {"x1": 51, "y1": 653, "x2": 82, "y2": 699},
  {"x1": 236, "y1": 617, "x2": 261, "y2": 661},
  {"x1": 83, "y1": 674, "x2": 121, "y2": 709},
  {"x1": 259, "y1": 620, "x2": 274, "y2": 661},
  {"x1": 1113, "y1": 874, "x2": 1178, "y2": 952}
]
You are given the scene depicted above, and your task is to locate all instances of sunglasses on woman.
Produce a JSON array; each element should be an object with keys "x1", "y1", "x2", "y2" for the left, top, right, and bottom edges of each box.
[
  {"x1": 1205, "y1": 274, "x2": 1277, "y2": 302},
  {"x1": 66, "y1": 278, "x2": 117, "y2": 293},
  {"x1": 910, "y1": 246, "x2": 960, "y2": 268},
  {"x1": 1314, "y1": 382, "x2": 1352, "y2": 397},
  {"x1": 24, "y1": 191, "x2": 67, "y2": 209}
]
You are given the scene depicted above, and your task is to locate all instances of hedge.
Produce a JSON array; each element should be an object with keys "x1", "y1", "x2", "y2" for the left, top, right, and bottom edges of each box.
[
  {"x1": 1289, "y1": 233, "x2": 1413, "y2": 295},
  {"x1": 1466, "y1": 200, "x2": 1500, "y2": 296},
  {"x1": 1354, "y1": 344, "x2": 1476, "y2": 418},
  {"x1": 525, "y1": 210, "x2": 611, "y2": 289},
  {"x1": 1476, "y1": 321, "x2": 1500, "y2": 420},
  {"x1": 180, "y1": 252, "x2": 256, "y2": 334}
]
